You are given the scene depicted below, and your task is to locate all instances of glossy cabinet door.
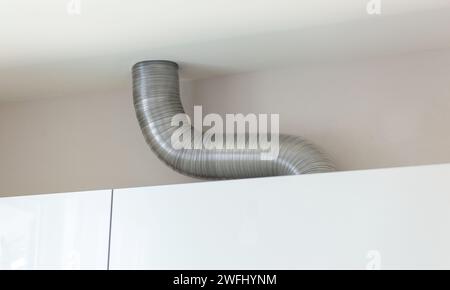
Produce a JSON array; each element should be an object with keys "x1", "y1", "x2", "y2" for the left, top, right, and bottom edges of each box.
[
  {"x1": 109, "y1": 164, "x2": 450, "y2": 269},
  {"x1": 0, "y1": 190, "x2": 112, "y2": 270}
]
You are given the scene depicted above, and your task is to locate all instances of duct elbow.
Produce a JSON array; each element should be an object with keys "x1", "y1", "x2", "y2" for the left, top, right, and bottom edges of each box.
[{"x1": 132, "y1": 60, "x2": 335, "y2": 179}]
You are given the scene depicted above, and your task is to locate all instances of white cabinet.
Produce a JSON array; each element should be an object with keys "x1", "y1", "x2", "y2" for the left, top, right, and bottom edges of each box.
[
  {"x1": 0, "y1": 190, "x2": 112, "y2": 270},
  {"x1": 1, "y1": 164, "x2": 449, "y2": 270},
  {"x1": 109, "y1": 164, "x2": 450, "y2": 270}
]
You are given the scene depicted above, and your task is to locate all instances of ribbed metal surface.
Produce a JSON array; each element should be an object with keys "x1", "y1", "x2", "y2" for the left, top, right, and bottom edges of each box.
[{"x1": 132, "y1": 60, "x2": 335, "y2": 179}]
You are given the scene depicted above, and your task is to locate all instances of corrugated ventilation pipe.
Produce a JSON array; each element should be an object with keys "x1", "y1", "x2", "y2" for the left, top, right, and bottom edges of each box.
[{"x1": 132, "y1": 60, "x2": 335, "y2": 179}]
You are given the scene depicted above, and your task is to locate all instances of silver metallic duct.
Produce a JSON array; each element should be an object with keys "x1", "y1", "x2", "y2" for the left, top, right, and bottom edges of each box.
[{"x1": 132, "y1": 60, "x2": 335, "y2": 179}]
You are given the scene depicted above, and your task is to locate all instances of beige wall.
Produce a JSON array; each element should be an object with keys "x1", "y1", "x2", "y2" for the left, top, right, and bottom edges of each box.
[
  {"x1": 0, "y1": 83, "x2": 196, "y2": 196},
  {"x1": 192, "y1": 50, "x2": 450, "y2": 171},
  {"x1": 1, "y1": 50, "x2": 450, "y2": 196}
]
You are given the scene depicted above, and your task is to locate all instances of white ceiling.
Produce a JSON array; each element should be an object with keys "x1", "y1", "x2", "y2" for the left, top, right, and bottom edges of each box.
[{"x1": 1, "y1": 0, "x2": 450, "y2": 101}]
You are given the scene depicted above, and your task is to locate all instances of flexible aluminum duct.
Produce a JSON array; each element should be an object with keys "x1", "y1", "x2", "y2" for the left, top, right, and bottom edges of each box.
[{"x1": 132, "y1": 60, "x2": 335, "y2": 179}]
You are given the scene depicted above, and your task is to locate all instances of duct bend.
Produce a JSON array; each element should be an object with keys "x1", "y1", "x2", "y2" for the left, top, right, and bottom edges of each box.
[{"x1": 132, "y1": 60, "x2": 335, "y2": 179}]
